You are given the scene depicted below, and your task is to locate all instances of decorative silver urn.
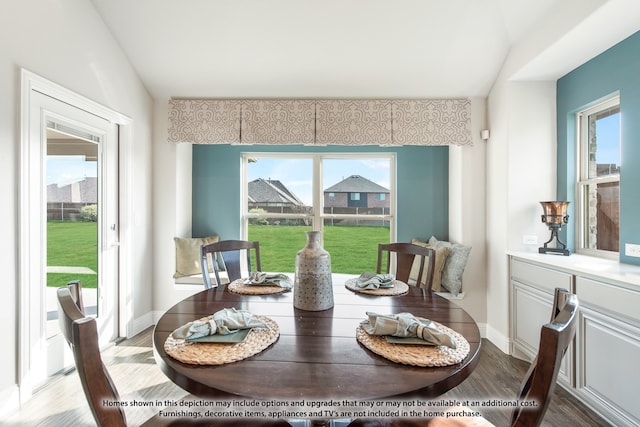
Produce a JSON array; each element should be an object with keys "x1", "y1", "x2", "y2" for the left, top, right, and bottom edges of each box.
[{"x1": 293, "y1": 231, "x2": 334, "y2": 311}]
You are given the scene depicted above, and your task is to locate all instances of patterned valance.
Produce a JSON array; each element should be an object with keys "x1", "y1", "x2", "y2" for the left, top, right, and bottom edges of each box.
[{"x1": 168, "y1": 98, "x2": 472, "y2": 146}]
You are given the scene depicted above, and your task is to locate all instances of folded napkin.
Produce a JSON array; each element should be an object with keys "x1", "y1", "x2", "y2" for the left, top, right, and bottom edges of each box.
[
  {"x1": 247, "y1": 271, "x2": 292, "y2": 289},
  {"x1": 172, "y1": 307, "x2": 267, "y2": 340},
  {"x1": 361, "y1": 311, "x2": 457, "y2": 349},
  {"x1": 354, "y1": 272, "x2": 395, "y2": 289}
]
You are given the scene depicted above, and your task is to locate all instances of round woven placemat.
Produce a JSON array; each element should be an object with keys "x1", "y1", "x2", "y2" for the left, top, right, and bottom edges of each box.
[
  {"x1": 355, "y1": 321, "x2": 470, "y2": 367},
  {"x1": 227, "y1": 278, "x2": 291, "y2": 295},
  {"x1": 164, "y1": 315, "x2": 279, "y2": 365},
  {"x1": 345, "y1": 278, "x2": 409, "y2": 296}
]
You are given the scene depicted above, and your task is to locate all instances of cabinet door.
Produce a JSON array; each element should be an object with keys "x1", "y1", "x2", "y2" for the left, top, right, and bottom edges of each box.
[
  {"x1": 511, "y1": 282, "x2": 572, "y2": 386},
  {"x1": 577, "y1": 306, "x2": 640, "y2": 426}
]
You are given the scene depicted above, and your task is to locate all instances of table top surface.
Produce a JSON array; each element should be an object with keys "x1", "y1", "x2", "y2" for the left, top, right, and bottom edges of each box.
[{"x1": 153, "y1": 274, "x2": 481, "y2": 401}]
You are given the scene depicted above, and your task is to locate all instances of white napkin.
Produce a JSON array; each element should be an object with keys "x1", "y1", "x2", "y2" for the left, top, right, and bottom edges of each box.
[
  {"x1": 361, "y1": 311, "x2": 457, "y2": 348},
  {"x1": 246, "y1": 271, "x2": 292, "y2": 289},
  {"x1": 171, "y1": 307, "x2": 267, "y2": 340},
  {"x1": 354, "y1": 272, "x2": 395, "y2": 289}
]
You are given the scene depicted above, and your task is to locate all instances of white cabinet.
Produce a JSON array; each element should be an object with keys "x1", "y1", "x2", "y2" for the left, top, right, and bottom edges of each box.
[
  {"x1": 576, "y1": 276, "x2": 640, "y2": 427},
  {"x1": 509, "y1": 254, "x2": 640, "y2": 427},
  {"x1": 510, "y1": 258, "x2": 573, "y2": 386}
]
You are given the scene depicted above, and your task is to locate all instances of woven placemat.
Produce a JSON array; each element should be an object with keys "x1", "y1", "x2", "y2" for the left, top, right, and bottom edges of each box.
[
  {"x1": 164, "y1": 315, "x2": 279, "y2": 365},
  {"x1": 227, "y1": 278, "x2": 291, "y2": 295},
  {"x1": 345, "y1": 278, "x2": 409, "y2": 296},
  {"x1": 356, "y1": 321, "x2": 470, "y2": 367}
]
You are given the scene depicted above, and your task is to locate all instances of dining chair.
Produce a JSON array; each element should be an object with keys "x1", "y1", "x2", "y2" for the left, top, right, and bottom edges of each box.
[
  {"x1": 376, "y1": 243, "x2": 436, "y2": 289},
  {"x1": 200, "y1": 240, "x2": 261, "y2": 289},
  {"x1": 58, "y1": 287, "x2": 291, "y2": 427},
  {"x1": 67, "y1": 279, "x2": 84, "y2": 313},
  {"x1": 347, "y1": 288, "x2": 579, "y2": 427},
  {"x1": 57, "y1": 287, "x2": 127, "y2": 427}
]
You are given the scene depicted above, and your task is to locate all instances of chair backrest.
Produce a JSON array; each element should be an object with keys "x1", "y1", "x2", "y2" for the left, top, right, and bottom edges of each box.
[
  {"x1": 201, "y1": 240, "x2": 261, "y2": 289},
  {"x1": 67, "y1": 280, "x2": 84, "y2": 313},
  {"x1": 57, "y1": 288, "x2": 126, "y2": 427},
  {"x1": 511, "y1": 288, "x2": 579, "y2": 427},
  {"x1": 376, "y1": 243, "x2": 436, "y2": 288}
]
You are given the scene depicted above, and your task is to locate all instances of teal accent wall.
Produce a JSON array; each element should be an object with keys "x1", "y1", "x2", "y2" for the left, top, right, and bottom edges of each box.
[
  {"x1": 557, "y1": 30, "x2": 640, "y2": 265},
  {"x1": 192, "y1": 145, "x2": 449, "y2": 243}
]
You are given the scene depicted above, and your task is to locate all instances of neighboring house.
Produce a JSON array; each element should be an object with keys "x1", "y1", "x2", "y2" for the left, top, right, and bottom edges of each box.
[
  {"x1": 46, "y1": 177, "x2": 97, "y2": 220},
  {"x1": 248, "y1": 178, "x2": 305, "y2": 211},
  {"x1": 47, "y1": 177, "x2": 98, "y2": 204},
  {"x1": 324, "y1": 175, "x2": 390, "y2": 210}
]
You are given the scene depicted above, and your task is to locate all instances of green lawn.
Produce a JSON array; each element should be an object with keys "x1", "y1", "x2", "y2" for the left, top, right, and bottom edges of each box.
[
  {"x1": 249, "y1": 225, "x2": 389, "y2": 273},
  {"x1": 46, "y1": 222, "x2": 389, "y2": 288},
  {"x1": 47, "y1": 221, "x2": 98, "y2": 288}
]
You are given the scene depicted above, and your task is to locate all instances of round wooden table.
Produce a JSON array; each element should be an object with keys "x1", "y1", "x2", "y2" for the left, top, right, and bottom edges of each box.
[{"x1": 153, "y1": 274, "x2": 481, "y2": 400}]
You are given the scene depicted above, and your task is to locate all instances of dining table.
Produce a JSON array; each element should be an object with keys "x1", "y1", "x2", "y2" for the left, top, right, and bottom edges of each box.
[{"x1": 152, "y1": 273, "x2": 481, "y2": 403}]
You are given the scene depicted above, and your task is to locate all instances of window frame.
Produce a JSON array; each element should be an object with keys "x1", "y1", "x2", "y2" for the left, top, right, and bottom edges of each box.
[
  {"x1": 241, "y1": 152, "x2": 396, "y2": 242},
  {"x1": 575, "y1": 95, "x2": 620, "y2": 258}
]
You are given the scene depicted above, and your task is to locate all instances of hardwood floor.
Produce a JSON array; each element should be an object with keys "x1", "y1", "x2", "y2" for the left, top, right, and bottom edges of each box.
[{"x1": 4, "y1": 331, "x2": 611, "y2": 426}]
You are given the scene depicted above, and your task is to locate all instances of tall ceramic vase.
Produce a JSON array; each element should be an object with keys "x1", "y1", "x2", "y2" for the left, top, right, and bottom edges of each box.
[{"x1": 294, "y1": 231, "x2": 334, "y2": 311}]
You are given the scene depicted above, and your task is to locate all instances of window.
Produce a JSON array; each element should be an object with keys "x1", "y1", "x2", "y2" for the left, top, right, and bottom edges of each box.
[
  {"x1": 577, "y1": 96, "x2": 620, "y2": 255},
  {"x1": 377, "y1": 193, "x2": 386, "y2": 201},
  {"x1": 242, "y1": 153, "x2": 395, "y2": 273}
]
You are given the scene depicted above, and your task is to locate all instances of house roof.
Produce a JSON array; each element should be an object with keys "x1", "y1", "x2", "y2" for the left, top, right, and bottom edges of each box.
[
  {"x1": 324, "y1": 175, "x2": 389, "y2": 194},
  {"x1": 248, "y1": 178, "x2": 305, "y2": 206},
  {"x1": 47, "y1": 177, "x2": 98, "y2": 204}
]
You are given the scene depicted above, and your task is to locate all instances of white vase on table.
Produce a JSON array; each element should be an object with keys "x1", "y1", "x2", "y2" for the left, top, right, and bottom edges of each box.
[{"x1": 293, "y1": 231, "x2": 334, "y2": 311}]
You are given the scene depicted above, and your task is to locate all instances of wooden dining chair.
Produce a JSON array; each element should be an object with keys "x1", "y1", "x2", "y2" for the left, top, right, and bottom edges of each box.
[
  {"x1": 67, "y1": 279, "x2": 85, "y2": 313},
  {"x1": 57, "y1": 287, "x2": 127, "y2": 427},
  {"x1": 58, "y1": 287, "x2": 292, "y2": 426},
  {"x1": 348, "y1": 288, "x2": 579, "y2": 427},
  {"x1": 201, "y1": 240, "x2": 261, "y2": 289},
  {"x1": 376, "y1": 243, "x2": 436, "y2": 289}
]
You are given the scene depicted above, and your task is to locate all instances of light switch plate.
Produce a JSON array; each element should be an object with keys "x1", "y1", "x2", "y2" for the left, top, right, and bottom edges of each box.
[{"x1": 522, "y1": 235, "x2": 538, "y2": 245}]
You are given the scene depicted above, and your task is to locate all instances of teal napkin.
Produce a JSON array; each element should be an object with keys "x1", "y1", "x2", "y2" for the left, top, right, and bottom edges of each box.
[
  {"x1": 355, "y1": 272, "x2": 395, "y2": 289},
  {"x1": 361, "y1": 311, "x2": 457, "y2": 348},
  {"x1": 247, "y1": 271, "x2": 292, "y2": 289},
  {"x1": 171, "y1": 307, "x2": 267, "y2": 340}
]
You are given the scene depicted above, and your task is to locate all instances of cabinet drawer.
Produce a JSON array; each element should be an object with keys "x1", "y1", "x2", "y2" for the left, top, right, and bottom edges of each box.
[
  {"x1": 576, "y1": 276, "x2": 640, "y2": 323},
  {"x1": 511, "y1": 258, "x2": 572, "y2": 293}
]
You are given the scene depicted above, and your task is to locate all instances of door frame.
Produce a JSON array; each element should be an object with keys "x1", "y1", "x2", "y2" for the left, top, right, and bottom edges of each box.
[{"x1": 19, "y1": 69, "x2": 134, "y2": 402}]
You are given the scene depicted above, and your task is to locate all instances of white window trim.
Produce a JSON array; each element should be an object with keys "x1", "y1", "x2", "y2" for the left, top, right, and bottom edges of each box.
[
  {"x1": 575, "y1": 94, "x2": 620, "y2": 259},
  {"x1": 241, "y1": 152, "x2": 396, "y2": 242}
]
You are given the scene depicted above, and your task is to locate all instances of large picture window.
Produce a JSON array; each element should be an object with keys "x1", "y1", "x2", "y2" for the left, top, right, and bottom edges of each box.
[
  {"x1": 577, "y1": 96, "x2": 620, "y2": 255},
  {"x1": 242, "y1": 153, "x2": 395, "y2": 273}
]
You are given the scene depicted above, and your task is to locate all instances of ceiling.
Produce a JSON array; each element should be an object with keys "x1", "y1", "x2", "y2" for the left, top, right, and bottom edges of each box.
[{"x1": 90, "y1": 0, "x2": 640, "y2": 101}]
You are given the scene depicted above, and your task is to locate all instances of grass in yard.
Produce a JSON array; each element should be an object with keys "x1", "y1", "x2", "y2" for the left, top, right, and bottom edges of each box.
[
  {"x1": 47, "y1": 221, "x2": 98, "y2": 288},
  {"x1": 249, "y1": 225, "x2": 389, "y2": 274}
]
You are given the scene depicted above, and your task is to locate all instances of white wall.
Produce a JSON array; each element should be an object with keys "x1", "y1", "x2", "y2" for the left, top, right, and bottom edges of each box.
[
  {"x1": 151, "y1": 100, "x2": 203, "y2": 316},
  {"x1": 0, "y1": 0, "x2": 153, "y2": 415},
  {"x1": 486, "y1": 77, "x2": 557, "y2": 352},
  {"x1": 448, "y1": 97, "x2": 488, "y2": 332}
]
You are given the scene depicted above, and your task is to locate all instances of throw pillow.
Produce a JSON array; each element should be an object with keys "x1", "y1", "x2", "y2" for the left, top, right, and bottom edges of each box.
[
  {"x1": 173, "y1": 235, "x2": 219, "y2": 278},
  {"x1": 428, "y1": 236, "x2": 471, "y2": 296},
  {"x1": 409, "y1": 239, "x2": 450, "y2": 291}
]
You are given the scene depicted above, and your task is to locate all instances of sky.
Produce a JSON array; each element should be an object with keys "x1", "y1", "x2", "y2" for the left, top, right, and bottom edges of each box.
[
  {"x1": 595, "y1": 112, "x2": 621, "y2": 167},
  {"x1": 46, "y1": 156, "x2": 97, "y2": 186},
  {"x1": 247, "y1": 156, "x2": 392, "y2": 205}
]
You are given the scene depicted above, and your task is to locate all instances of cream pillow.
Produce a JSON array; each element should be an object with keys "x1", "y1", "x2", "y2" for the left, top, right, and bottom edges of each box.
[
  {"x1": 409, "y1": 239, "x2": 450, "y2": 291},
  {"x1": 173, "y1": 235, "x2": 219, "y2": 278},
  {"x1": 428, "y1": 236, "x2": 471, "y2": 296}
]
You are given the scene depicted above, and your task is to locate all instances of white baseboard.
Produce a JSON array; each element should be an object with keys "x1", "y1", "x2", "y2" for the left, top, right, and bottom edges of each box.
[
  {"x1": 129, "y1": 311, "x2": 154, "y2": 337},
  {"x1": 0, "y1": 385, "x2": 20, "y2": 418},
  {"x1": 484, "y1": 323, "x2": 511, "y2": 354}
]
